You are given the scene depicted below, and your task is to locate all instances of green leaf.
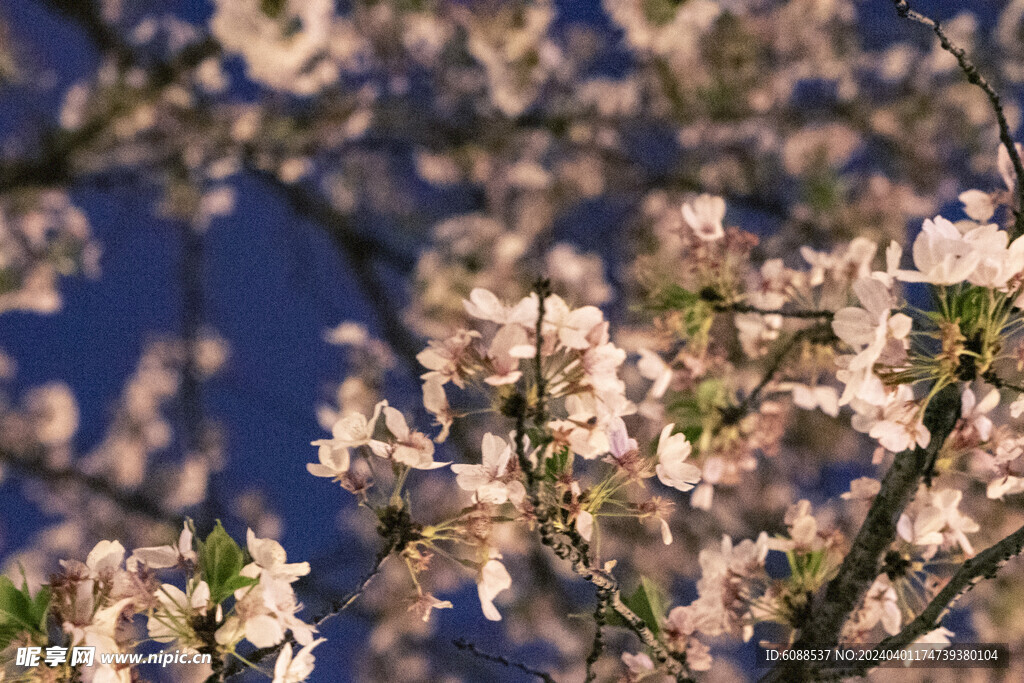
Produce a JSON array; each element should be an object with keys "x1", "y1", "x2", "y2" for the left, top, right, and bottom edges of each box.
[
  {"x1": 0, "y1": 576, "x2": 49, "y2": 650},
  {"x1": 544, "y1": 446, "x2": 570, "y2": 482},
  {"x1": 680, "y1": 425, "x2": 703, "y2": 445},
  {"x1": 198, "y1": 521, "x2": 249, "y2": 605},
  {"x1": 220, "y1": 575, "x2": 259, "y2": 596},
  {"x1": 607, "y1": 577, "x2": 668, "y2": 636},
  {"x1": 648, "y1": 284, "x2": 700, "y2": 312},
  {"x1": 31, "y1": 586, "x2": 50, "y2": 632}
]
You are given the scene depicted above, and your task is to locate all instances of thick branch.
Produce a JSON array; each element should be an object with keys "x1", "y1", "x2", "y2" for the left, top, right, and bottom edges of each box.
[
  {"x1": 822, "y1": 522, "x2": 1024, "y2": 678},
  {"x1": 892, "y1": 0, "x2": 1024, "y2": 238},
  {"x1": 881, "y1": 522, "x2": 1024, "y2": 646},
  {"x1": 584, "y1": 593, "x2": 609, "y2": 682},
  {"x1": 764, "y1": 382, "x2": 962, "y2": 680}
]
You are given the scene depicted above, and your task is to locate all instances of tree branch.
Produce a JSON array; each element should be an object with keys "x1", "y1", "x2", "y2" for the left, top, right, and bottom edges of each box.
[
  {"x1": 764, "y1": 382, "x2": 962, "y2": 681},
  {"x1": 712, "y1": 302, "x2": 835, "y2": 320},
  {"x1": 512, "y1": 284, "x2": 693, "y2": 682},
  {"x1": 0, "y1": 447, "x2": 178, "y2": 525},
  {"x1": 584, "y1": 593, "x2": 609, "y2": 682},
  {"x1": 880, "y1": 522, "x2": 1024, "y2": 646},
  {"x1": 821, "y1": 522, "x2": 1024, "y2": 677},
  {"x1": 892, "y1": 0, "x2": 1024, "y2": 238},
  {"x1": 453, "y1": 639, "x2": 556, "y2": 683},
  {"x1": 723, "y1": 323, "x2": 837, "y2": 425}
]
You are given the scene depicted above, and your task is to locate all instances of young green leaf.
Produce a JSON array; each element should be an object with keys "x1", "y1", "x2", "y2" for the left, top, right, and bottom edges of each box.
[
  {"x1": 198, "y1": 521, "x2": 250, "y2": 604},
  {"x1": 0, "y1": 576, "x2": 50, "y2": 650},
  {"x1": 606, "y1": 577, "x2": 669, "y2": 635}
]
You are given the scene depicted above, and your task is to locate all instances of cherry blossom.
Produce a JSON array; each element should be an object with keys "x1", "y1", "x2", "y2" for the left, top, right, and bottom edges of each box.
[
  {"x1": 273, "y1": 639, "x2": 325, "y2": 683},
  {"x1": 477, "y1": 555, "x2": 512, "y2": 622},
  {"x1": 451, "y1": 433, "x2": 526, "y2": 505},
  {"x1": 681, "y1": 194, "x2": 726, "y2": 242},
  {"x1": 655, "y1": 423, "x2": 701, "y2": 492}
]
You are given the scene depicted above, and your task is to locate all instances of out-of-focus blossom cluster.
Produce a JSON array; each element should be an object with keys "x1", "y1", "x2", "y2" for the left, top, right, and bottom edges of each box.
[{"x1": 0, "y1": 192, "x2": 99, "y2": 315}]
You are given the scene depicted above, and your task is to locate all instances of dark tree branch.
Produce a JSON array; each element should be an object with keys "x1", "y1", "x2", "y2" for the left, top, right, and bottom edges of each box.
[
  {"x1": 512, "y1": 284, "x2": 692, "y2": 682},
  {"x1": 880, "y1": 522, "x2": 1024, "y2": 646},
  {"x1": 982, "y1": 370, "x2": 1024, "y2": 394},
  {"x1": 820, "y1": 522, "x2": 1024, "y2": 678},
  {"x1": 764, "y1": 382, "x2": 962, "y2": 681},
  {"x1": 712, "y1": 302, "x2": 835, "y2": 320},
  {"x1": 453, "y1": 639, "x2": 556, "y2": 683},
  {"x1": 725, "y1": 323, "x2": 837, "y2": 423},
  {"x1": 892, "y1": 0, "x2": 1024, "y2": 238},
  {"x1": 584, "y1": 594, "x2": 609, "y2": 682},
  {"x1": 0, "y1": 0, "x2": 217, "y2": 194}
]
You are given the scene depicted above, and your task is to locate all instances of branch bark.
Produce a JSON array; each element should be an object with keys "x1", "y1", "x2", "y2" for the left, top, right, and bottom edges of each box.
[
  {"x1": 512, "y1": 286, "x2": 693, "y2": 682},
  {"x1": 820, "y1": 522, "x2": 1024, "y2": 678},
  {"x1": 764, "y1": 382, "x2": 962, "y2": 681}
]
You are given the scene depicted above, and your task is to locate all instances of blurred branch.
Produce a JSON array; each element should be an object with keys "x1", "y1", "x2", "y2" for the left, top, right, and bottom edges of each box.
[
  {"x1": 725, "y1": 323, "x2": 837, "y2": 424},
  {"x1": 711, "y1": 302, "x2": 834, "y2": 319},
  {"x1": 584, "y1": 597, "x2": 608, "y2": 682},
  {"x1": 178, "y1": 213, "x2": 217, "y2": 530},
  {"x1": 0, "y1": 446, "x2": 178, "y2": 525},
  {"x1": 243, "y1": 163, "x2": 417, "y2": 274},
  {"x1": 0, "y1": 0, "x2": 217, "y2": 194},
  {"x1": 892, "y1": 0, "x2": 1024, "y2": 238},
  {"x1": 36, "y1": 0, "x2": 131, "y2": 65},
  {"x1": 453, "y1": 639, "x2": 556, "y2": 683}
]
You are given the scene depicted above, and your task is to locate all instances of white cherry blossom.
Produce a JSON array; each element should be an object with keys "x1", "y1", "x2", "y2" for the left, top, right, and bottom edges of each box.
[
  {"x1": 681, "y1": 194, "x2": 726, "y2": 241},
  {"x1": 451, "y1": 433, "x2": 526, "y2": 505},
  {"x1": 655, "y1": 423, "x2": 701, "y2": 492},
  {"x1": 896, "y1": 216, "x2": 981, "y2": 285},
  {"x1": 477, "y1": 555, "x2": 512, "y2": 621},
  {"x1": 273, "y1": 639, "x2": 325, "y2": 683}
]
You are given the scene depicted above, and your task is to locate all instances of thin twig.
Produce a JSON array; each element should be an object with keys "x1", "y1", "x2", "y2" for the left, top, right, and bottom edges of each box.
[
  {"x1": 727, "y1": 323, "x2": 837, "y2": 422},
  {"x1": 892, "y1": 0, "x2": 1024, "y2": 238},
  {"x1": 222, "y1": 545, "x2": 395, "y2": 679},
  {"x1": 453, "y1": 639, "x2": 556, "y2": 683},
  {"x1": 712, "y1": 302, "x2": 835, "y2": 320}
]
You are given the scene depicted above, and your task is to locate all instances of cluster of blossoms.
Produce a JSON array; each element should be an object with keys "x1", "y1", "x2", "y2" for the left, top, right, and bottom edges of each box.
[
  {"x1": 0, "y1": 192, "x2": 99, "y2": 316},
  {"x1": 1, "y1": 522, "x2": 319, "y2": 683},
  {"x1": 309, "y1": 288, "x2": 705, "y2": 628},
  {"x1": 12, "y1": 0, "x2": 1024, "y2": 678},
  {"x1": 304, "y1": 139, "x2": 1024, "y2": 677}
]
